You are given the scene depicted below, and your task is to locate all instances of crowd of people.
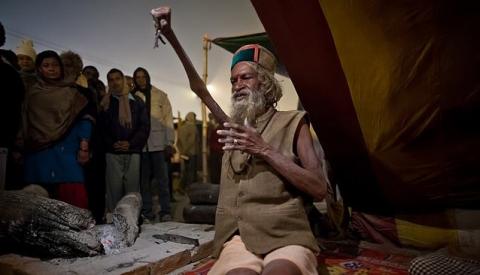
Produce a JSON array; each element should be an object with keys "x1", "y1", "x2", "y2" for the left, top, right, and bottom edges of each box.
[{"x1": 0, "y1": 22, "x2": 222, "y2": 224}]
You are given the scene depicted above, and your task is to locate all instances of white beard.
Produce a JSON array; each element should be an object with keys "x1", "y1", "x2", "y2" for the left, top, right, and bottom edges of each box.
[{"x1": 230, "y1": 88, "x2": 266, "y2": 127}]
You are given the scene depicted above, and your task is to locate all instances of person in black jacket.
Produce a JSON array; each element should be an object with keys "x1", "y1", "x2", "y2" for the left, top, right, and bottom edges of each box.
[
  {"x1": 0, "y1": 22, "x2": 25, "y2": 190},
  {"x1": 82, "y1": 65, "x2": 107, "y2": 223},
  {"x1": 100, "y1": 68, "x2": 149, "y2": 213}
]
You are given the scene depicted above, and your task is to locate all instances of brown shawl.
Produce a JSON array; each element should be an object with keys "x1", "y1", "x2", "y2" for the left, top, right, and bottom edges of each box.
[
  {"x1": 100, "y1": 77, "x2": 132, "y2": 128},
  {"x1": 22, "y1": 79, "x2": 87, "y2": 151}
]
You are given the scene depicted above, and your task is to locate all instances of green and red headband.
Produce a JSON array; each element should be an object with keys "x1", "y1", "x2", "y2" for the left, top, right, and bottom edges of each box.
[{"x1": 231, "y1": 44, "x2": 276, "y2": 74}]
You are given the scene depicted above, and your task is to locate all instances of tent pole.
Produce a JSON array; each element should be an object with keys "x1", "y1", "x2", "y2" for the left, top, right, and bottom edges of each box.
[{"x1": 201, "y1": 34, "x2": 211, "y2": 184}]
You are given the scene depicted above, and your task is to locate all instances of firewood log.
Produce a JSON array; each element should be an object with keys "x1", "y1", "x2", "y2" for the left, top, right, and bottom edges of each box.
[
  {"x1": 0, "y1": 190, "x2": 142, "y2": 257},
  {"x1": 0, "y1": 190, "x2": 101, "y2": 257}
]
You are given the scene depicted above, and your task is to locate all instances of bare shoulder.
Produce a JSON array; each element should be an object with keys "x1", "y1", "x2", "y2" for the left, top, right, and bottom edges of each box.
[{"x1": 295, "y1": 118, "x2": 320, "y2": 169}]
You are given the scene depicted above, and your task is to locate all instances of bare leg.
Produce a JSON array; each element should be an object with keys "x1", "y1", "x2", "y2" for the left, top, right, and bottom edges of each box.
[
  {"x1": 226, "y1": 268, "x2": 259, "y2": 275},
  {"x1": 262, "y1": 259, "x2": 302, "y2": 275}
]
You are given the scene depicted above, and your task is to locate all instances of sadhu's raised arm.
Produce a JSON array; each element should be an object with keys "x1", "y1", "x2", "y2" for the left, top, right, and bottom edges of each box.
[{"x1": 151, "y1": 7, "x2": 230, "y2": 124}]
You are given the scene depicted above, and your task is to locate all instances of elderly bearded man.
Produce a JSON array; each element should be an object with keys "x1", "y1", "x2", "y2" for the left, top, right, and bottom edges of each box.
[{"x1": 208, "y1": 44, "x2": 328, "y2": 275}]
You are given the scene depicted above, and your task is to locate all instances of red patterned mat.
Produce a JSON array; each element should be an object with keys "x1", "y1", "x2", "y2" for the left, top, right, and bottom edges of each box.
[{"x1": 318, "y1": 241, "x2": 418, "y2": 275}]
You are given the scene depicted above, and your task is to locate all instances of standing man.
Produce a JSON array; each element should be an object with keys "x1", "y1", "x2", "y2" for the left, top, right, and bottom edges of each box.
[
  {"x1": 133, "y1": 67, "x2": 175, "y2": 222},
  {"x1": 177, "y1": 112, "x2": 200, "y2": 189},
  {"x1": 101, "y1": 68, "x2": 149, "y2": 214},
  {"x1": 208, "y1": 44, "x2": 328, "y2": 275}
]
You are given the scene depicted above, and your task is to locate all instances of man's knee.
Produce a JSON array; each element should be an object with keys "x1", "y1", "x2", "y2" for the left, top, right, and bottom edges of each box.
[
  {"x1": 262, "y1": 259, "x2": 301, "y2": 275},
  {"x1": 225, "y1": 267, "x2": 259, "y2": 275}
]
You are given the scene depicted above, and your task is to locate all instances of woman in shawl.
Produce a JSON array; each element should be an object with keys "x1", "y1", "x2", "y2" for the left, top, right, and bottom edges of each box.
[{"x1": 20, "y1": 50, "x2": 95, "y2": 208}]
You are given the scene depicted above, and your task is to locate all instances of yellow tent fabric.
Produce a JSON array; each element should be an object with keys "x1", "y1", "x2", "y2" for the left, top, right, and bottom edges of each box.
[{"x1": 319, "y1": 0, "x2": 480, "y2": 209}]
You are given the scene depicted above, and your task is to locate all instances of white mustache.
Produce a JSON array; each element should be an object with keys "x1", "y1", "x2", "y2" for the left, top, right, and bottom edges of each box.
[{"x1": 232, "y1": 88, "x2": 252, "y2": 100}]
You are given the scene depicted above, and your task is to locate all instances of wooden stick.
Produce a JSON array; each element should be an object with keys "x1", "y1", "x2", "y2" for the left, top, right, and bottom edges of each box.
[{"x1": 151, "y1": 7, "x2": 230, "y2": 124}]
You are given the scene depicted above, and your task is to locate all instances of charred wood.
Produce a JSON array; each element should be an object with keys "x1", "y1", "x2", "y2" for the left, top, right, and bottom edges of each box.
[{"x1": 0, "y1": 189, "x2": 142, "y2": 258}]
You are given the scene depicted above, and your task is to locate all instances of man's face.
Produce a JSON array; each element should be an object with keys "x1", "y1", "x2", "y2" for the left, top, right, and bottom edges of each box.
[
  {"x1": 229, "y1": 62, "x2": 265, "y2": 125},
  {"x1": 108, "y1": 72, "x2": 124, "y2": 93},
  {"x1": 17, "y1": 54, "x2": 35, "y2": 72},
  {"x1": 83, "y1": 67, "x2": 97, "y2": 81},
  {"x1": 39, "y1": 57, "x2": 61, "y2": 80},
  {"x1": 134, "y1": 70, "x2": 148, "y2": 89},
  {"x1": 230, "y1": 62, "x2": 261, "y2": 103}
]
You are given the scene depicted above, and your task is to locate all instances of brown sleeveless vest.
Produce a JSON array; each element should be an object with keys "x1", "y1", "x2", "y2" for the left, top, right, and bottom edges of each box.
[{"x1": 213, "y1": 108, "x2": 319, "y2": 257}]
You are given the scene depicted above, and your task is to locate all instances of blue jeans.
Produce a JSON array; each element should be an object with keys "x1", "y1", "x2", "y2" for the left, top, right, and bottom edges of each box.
[{"x1": 140, "y1": 151, "x2": 171, "y2": 218}]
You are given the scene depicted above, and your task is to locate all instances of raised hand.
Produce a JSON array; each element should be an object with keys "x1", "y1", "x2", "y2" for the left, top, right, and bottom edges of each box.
[
  {"x1": 151, "y1": 6, "x2": 172, "y2": 41},
  {"x1": 149, "y1": 6, "x2": 230, "y2": 124}
]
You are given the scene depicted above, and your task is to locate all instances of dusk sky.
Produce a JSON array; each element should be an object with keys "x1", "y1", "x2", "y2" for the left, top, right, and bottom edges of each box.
[{"x1": 1, "y1": 0, "x2": 299, "y2": 118}]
